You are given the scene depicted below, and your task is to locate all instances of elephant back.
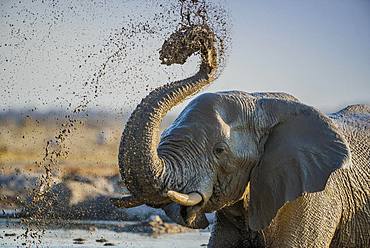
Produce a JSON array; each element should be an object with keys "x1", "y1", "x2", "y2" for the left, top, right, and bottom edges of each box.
[
  {"x1": 331, "y1": 104, "x2": 370, "y2": 122},
  {"x1": 329, "y1": 104, "x2": 369, "y2": 167}
]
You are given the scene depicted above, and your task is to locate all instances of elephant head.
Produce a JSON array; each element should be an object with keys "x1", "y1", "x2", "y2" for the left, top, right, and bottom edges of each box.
[{"x1": 115, "y1": 25, "x2": 351, "y2": 231}]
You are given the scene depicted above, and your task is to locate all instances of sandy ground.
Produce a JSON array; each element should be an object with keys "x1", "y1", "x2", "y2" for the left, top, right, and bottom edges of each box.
[{"x1": 0, "y1": 219, "x2": 211, "y2": 248}]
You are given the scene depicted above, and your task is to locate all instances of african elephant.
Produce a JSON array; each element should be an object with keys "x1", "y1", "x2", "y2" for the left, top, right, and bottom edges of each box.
[{"x1": 112, "y1": 24, "x2": 370, "y2": 247}]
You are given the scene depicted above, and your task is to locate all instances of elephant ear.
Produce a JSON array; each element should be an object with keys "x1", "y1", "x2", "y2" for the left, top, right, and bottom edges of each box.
[{"x1": 247, "y1": 98, "x2": 351, "y2": 231}]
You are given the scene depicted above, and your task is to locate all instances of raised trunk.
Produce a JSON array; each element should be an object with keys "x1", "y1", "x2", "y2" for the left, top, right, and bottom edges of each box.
[{"x1": 119, "y1": 25, "x2": 218, "y2": 203}]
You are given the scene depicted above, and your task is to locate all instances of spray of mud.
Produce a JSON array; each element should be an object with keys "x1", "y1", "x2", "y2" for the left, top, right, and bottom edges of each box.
[{"x1": 0, "y1": 0, "x2": 231, "y2": 245}]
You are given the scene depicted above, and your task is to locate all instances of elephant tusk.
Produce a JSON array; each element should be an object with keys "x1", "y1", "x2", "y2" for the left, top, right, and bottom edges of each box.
[
  {"x1": 167, "y1": 190, "x2": 203, "y2": 207},
  {"x1": 110, "y1": 194, "x2": 144, "y2": 208}
]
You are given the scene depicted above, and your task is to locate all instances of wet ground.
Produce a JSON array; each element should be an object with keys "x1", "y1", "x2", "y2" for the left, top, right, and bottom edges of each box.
[{"x1": 0, "y1": 218, "x2": 211, "y2": 247}]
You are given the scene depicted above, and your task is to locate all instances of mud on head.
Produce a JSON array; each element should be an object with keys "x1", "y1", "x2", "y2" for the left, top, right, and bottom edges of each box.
[{"x1": 159, "y1": 24, "x2": 216, "y2": 66}]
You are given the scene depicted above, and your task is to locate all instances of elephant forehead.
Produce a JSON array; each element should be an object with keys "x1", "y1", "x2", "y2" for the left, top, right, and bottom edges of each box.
[
  {"x1": 169, "y1": 112, "x2": 229, "y2": 141},
  {"x1": 229, "y1": 129, "x2": 259, "y2": 158}
]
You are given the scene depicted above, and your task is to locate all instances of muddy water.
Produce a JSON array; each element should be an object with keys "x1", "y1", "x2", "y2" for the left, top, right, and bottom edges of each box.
[
  {"x1": 1, "y1": 0, "x2": 230, "y2": 246},
  {"x1": 0, "y1": 219, "x2": 211, "y2": 248}
]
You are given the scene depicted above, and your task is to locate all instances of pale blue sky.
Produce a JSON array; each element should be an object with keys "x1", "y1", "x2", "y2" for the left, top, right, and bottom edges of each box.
[
  {"x1": 214, "y1": 0, "x2": 370, "y2": 112},
  {"x1": 1, "y1": 0, "x2": 369, "y2": 113}
]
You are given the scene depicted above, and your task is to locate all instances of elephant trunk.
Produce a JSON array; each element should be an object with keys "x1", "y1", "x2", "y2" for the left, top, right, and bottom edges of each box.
[{"x1": 119, "y1": 25, "x2": 218, "y2": 204}]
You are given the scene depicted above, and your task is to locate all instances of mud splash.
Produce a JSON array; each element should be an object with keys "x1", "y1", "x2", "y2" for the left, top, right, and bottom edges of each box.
[
  {"x1": 1, "y1": 0, "x2": 231, "y2": 245},
  {"x1": 177, "y1": 0, "x2": 231, "y2": 77}
]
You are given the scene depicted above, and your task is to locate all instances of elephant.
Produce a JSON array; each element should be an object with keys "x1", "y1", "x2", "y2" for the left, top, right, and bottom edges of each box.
[{"x1": 112, "y1": 24, "x2": 370, "y2": 247}]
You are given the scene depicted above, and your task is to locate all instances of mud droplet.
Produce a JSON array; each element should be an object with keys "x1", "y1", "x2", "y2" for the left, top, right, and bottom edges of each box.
[
  {"x1": 73, "y1": 238, "x2": 86, "y2": 242},
  {"x1": 73, "y1": 241, "x2": 85, "y2": 245},
  {"x1": 4, "y1": 233, "x2": 17, "y2": 237},
  {"x1": 104, "y1": 243, "x2": 115, "y2": 246},
  {"x1": 96, "y1": 238, "x2": 108, "y2": 243}
]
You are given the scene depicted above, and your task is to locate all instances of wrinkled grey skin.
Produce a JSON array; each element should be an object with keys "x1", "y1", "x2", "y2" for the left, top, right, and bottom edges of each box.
[
  {"x1": 205, "y1": 100, "x2": 370, "y2": 248},
  {"x1": 117, "y1": 25, "x2": 370, "y2": 247}
]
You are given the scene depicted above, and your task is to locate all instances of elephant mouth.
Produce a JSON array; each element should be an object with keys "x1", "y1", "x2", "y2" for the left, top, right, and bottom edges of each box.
[
  {"x1": 110, "y1": 189, "x2": 212, "y2": 229},
  {"x1": 161, "y1": 190, "x2": 211, "y2": 229}
]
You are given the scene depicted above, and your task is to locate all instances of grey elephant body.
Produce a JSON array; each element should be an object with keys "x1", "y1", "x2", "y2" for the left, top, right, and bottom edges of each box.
[
  {"x1": 116, "y1": 25, "x2": 369, "y2": 248},
  {"x1": 207, "y1": 92, "x2": 370, "y2": 247}
]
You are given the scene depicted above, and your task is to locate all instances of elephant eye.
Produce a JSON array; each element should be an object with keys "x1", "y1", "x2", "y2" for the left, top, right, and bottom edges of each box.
[
  {"x1": 213, "y1": 143, "x2": 227, "y2": 158},
  {"x1": 214, "y1": 147, "x2": 224, "y2": 154}
]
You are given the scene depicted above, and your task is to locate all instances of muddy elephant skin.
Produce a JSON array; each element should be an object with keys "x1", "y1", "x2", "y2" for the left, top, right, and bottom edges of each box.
[{"x1": 115, "y1": 24, "x2": 370, "y2": 247}]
